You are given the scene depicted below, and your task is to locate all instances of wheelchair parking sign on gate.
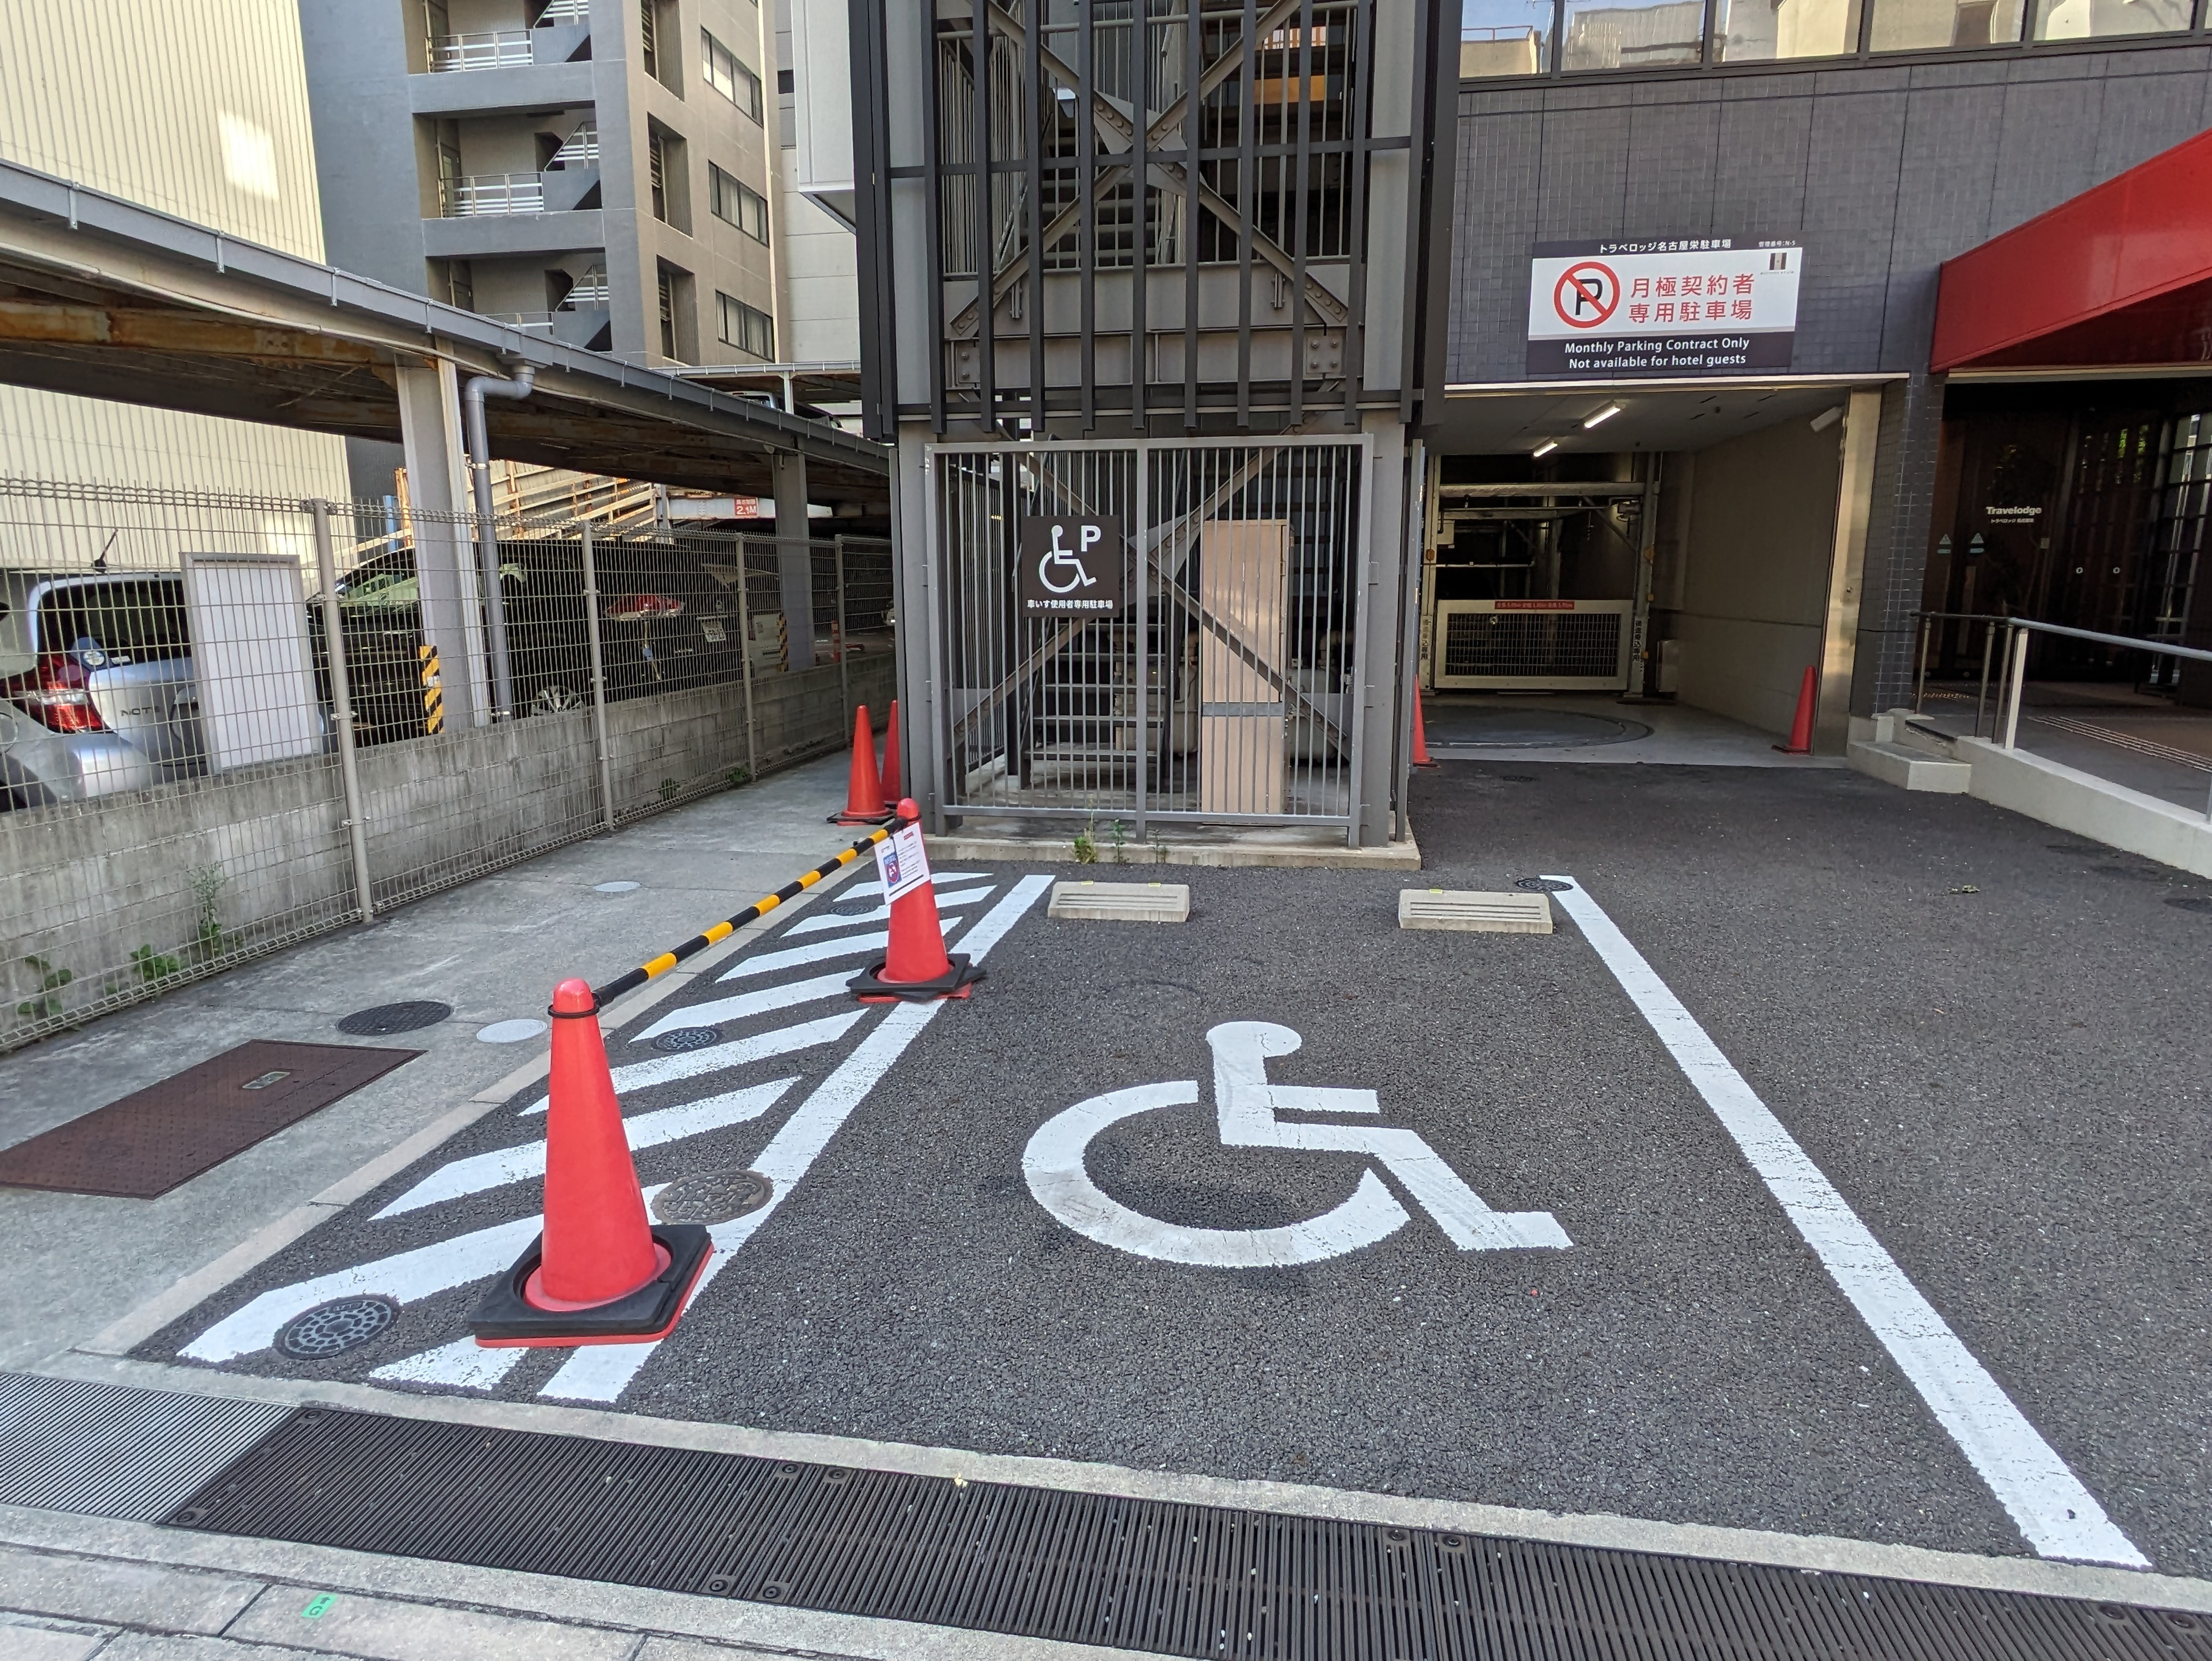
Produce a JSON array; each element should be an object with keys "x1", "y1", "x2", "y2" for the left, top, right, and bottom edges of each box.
[{"x1": 1023, "y1": 1021, "x2": 1570, "y2": 1269}]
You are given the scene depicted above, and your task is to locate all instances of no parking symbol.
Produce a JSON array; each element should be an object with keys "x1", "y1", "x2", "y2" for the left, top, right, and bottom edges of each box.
[{"x1": 1552, "y1": 261, "x2": 1619, "y2": 330}]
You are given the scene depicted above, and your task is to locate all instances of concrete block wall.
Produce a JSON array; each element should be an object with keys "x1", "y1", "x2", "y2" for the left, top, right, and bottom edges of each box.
[{"x1": 0, "y1": 653, "x2": 896, "y2": 1049}]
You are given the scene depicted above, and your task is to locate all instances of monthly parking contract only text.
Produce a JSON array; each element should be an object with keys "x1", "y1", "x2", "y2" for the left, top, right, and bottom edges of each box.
[{"x1": 1526, "y1": 239, "x2": 1802, "y2": 377}]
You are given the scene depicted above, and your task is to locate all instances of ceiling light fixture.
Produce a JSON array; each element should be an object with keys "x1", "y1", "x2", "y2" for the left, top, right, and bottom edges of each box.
[
  {"x1": 1532, "y1": 440, "x2": 1559, "y2": 458},
  {"x1": 1582, "y1": 403, "x2": 1622, "y2": 430}
]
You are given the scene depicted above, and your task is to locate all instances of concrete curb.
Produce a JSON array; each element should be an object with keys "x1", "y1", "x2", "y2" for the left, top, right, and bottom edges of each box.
[
  {"x1": 933, "y1": 833, "x2": 1422, "y2": 871},
  {"x1": 69, "y1": 859, "x2": 874, "y2": 1363},
  {"x1": 35, "y1": 1349, "x2": 2212, "y2": 1619}
]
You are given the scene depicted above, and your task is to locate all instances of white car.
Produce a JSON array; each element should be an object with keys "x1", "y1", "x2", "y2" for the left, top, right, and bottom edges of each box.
[{"x1": 0, "y1": 570, "x2": 206, "y2": 808}]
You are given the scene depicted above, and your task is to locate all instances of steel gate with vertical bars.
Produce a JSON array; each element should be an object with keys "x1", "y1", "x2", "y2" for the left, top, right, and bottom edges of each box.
[{"x1": 928, "y1": 436, "x2": 1371, "y2": 836}]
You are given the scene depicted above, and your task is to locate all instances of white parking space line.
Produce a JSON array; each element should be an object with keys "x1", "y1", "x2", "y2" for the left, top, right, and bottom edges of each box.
[
  {"x1": 716, "y1": 923, "x2": 967, "y2": 982},
  {"x1": 374, "y1": 1077, "x2": 797, "y2": 1218},
  {"x1": 542, "y1": 874, "x2": 1055, "y2": 1404},
  {"x1": 519, "y1": 1011, "x2": 864, "y2": 1113},
  {"x1": 784, "y1": 887, "x2": 996, "y2": 936},
  {"x1": 1548, "y1": 875, "x2": 2147, "y2": 1569},
  {"x1": 630, "y1": 971, "x2": 863, "y2": 1044}
]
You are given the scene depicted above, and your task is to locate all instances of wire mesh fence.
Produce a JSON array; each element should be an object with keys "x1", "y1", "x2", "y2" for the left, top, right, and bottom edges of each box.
[
  {"x1": 0, "y1": 476, "x2": 894, "y2": 1051},
  {"x1": 931, "y1": 437, "x2": 1369, "y2": 832}
]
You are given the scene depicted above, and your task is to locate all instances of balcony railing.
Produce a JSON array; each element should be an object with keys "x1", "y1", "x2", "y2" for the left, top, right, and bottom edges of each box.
[
  {"x1": 441, "y1": 172, "x2": 545, "y2": 216},
  {"x1": 546, "y1": 123, "x2": 599, "y2": 168},
  {"x1": 490, "y1": 311, "x2": 559, "y2": 335},
  {"x1": 431, "y1": 29, "x2": 533, "y2": 70}
]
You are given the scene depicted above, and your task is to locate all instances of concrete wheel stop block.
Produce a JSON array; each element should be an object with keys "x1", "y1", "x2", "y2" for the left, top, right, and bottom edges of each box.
[
  {"x1": 1397, "y1": 889, "x2": 1553, "y2": 934},
  {"x1": 1047, "y1": 880, "x2": 1192, "y2": 922}
]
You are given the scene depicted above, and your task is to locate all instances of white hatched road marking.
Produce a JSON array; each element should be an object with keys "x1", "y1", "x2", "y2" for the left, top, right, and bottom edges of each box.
[
  {"x1": 784, "y1": 886, "x2": 996, "y2": 936},
  {"x1": 370, "y1": 1336, "x2": 526, "y2": 1390},
  {"x1": 542, "y1": 875, "x2": 1054, "y2": 1403},
  {"x1": 844, "y1": 872, "x2": 990, "y2": 896},
  {"x1": 716, "y1": 923, "x2": 967, "y2": 982},
  {"x1": 374, "y1": 1077, "x2": 797, "y2": 1218},
  {"x1": 1548, "y1": 874, "x2": 2146, "y2": 1568},
  {"x1": 629, "y1": 971, "x2": 863, "y2": 1044},
  {"x1": 519, "y1": 1011, "x2": 864, "y2": 1115}
]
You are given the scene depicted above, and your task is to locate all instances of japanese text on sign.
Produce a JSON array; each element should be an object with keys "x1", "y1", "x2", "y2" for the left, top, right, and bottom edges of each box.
[
  {"x1": 875, "y1": 820, "x2": 932, "y2": 902},
  {"x1": 1526, "y1": 238, "x2": 1803, "y2": 379}
]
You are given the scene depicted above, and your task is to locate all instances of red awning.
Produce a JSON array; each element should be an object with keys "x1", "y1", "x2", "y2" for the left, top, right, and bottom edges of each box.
[{"x1": 1932, "y1": 128, "x2": 2212, "y2": 374}]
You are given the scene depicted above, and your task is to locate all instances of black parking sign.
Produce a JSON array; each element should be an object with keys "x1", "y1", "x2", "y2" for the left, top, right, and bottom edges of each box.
[{"x1": 1018, "y1": 517, "x2": 1125, "y2": 615}]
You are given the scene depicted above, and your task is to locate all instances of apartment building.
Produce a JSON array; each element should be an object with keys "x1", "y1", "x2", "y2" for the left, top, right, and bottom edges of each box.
[
  {"x1": 0, "y1": 0, "x2": 348, "y2": 496},
  {"x1": 300, "y1": 0, "x2": 788, "y2": 393}
]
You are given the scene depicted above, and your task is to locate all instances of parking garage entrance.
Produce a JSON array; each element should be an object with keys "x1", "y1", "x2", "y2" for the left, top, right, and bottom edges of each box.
[{"x1": 1423, "y1": 378, "x2": 1890, "y2": 754}]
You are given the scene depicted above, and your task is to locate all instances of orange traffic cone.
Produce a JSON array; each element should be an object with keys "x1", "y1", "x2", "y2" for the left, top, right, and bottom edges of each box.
[
  {"x1": 1412, "y1": 695, "x2": 1439, "y2": 768},
  {"x1": 1774, "y1": 665, "x2": 1817, "y2": 755},
  {"x1": 848, "y1": 799, "x2": 985, "y2": 1003},
  {"x1": 470, "y1": 978, "x2": 712, "y2": 1347},
  {"x1": 829, "y1": 704, "x2": 893, "y2": 825},
  {"x1": 881, "y1": 699, "x2": 904, "y2": 800}
]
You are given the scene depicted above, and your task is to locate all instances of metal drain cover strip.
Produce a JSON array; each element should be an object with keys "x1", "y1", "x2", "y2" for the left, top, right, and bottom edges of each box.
[
  {"x1": 165, "y1": 1406, "x2": 2207, "y2": 1660},
  {"x1": 0, "y1": 1372, "x2": 290, "y2": 1520}
]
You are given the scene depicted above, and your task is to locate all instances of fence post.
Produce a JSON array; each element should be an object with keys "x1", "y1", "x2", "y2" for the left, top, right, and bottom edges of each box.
[
  {"x1": 738, "y1": 534, "x2": 759, "y2": 780},
  {"x1": 310, "y1": 500, "x2": 376, "y2": 925},
  {"x1": 2002, "y1": 623, "x2": 2028, "y2": 751},
  {"x1": 835, "y1": 533, "x2": 851, "y2": 732},
  {"x1": 580, "y1": 520, "x2": 616, "y2": 831},
  {"x1": 1913, "y1": 614, "x2": 1930, "y2": 712}
]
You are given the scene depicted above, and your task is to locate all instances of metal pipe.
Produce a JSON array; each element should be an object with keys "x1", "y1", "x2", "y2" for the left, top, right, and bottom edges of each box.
[
  {"x1": 1974, "y1": 621, "x2": 1995, "y2": 739},
  {"x1": 580, "y1": 521, "x2": 616, "y2": 831},
  {"x1": 310, "y1": 500, "x2": 375, "y2": 925},
  {"x1": 461, "y1": 362, "x2": 536, "y2": 719},
  {"x1": 2002, "y1": 624, "x2": 2028, "y2": 750},
  {"x1": 1913, "y1": 615, "x2": 1930, "y2": 712}
]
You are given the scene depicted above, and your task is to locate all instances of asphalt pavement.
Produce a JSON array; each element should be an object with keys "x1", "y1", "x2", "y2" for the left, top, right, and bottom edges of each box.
[{"x1": 134, "y1": 760, "x2": 2212, "y2": 1577}]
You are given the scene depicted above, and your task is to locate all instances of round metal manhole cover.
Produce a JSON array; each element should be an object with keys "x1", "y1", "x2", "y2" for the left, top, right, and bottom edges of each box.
[
  {"x1": 652, "y1": 1025, "x2": 723, "y2": 1053},
  {"x1": 2167, "y1": 896, "x2": 2212, "y2": 914},
  {"x1": 1423, "y1": 707, "x2": 1652, "y2": 750},
  {"x1": 653, "y1": 1166, "x2": 773, "y2": 1225},
  {"x1": 337, "y1": 1000, "x2": 452, "y2": 1036},
  {"x1": 1515, "y1": 877, "x2": 1573, "y2": 893},
  {"x1": 276, "y1": 1296, "x2": 398, "y2": 1360}
]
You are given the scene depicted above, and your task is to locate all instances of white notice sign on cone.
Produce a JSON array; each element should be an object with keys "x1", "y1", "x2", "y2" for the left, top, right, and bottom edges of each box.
[{"x1": 875, "y1": 821, "x2": 931, "y2": 901}]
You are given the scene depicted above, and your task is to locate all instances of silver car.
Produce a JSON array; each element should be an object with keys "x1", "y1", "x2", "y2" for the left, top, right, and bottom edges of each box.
[{"x1": 0, "y1": 569, "x2": 206, "y2": 808}]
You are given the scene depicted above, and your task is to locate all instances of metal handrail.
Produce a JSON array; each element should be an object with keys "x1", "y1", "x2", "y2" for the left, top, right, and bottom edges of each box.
[
  {"x1": 441, "y1": 173, "x2": 546, "y2": 217},
  {"x1": 1915, "y1": 609, "x2": 2212, "y2": 819},
  {"x1": 431, "y1": 29, "x2": 531, "y2": 70}
]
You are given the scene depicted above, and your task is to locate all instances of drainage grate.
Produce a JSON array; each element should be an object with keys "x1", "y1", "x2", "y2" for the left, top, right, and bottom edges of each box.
[
  {"x1": 0, "y1": 1373, "x2": 289, "y2": 1521},
  {"x1": 166, "y1": 1406, "x2": 2210, "y2": 1661},
  {"x1": 652, "y1": 1026, "x2": 724, "y2": 1053}
]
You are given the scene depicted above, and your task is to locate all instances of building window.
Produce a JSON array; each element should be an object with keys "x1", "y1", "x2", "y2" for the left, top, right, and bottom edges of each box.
[
  {"x1": 657, "y1": 265, "x2": 697, "y2": 361},
  {"x1": 709, "y1": 163, "x2": 770, "y2": 243},
  {"x1": 646, "y1": 123, "x2": 690, "y2": 231},
  {"x1": 701, "y1": 29, "x2": 764, "y2": 120},
  {"x1": 717, "y1": 292, "x2": 775, "y2": 359}
]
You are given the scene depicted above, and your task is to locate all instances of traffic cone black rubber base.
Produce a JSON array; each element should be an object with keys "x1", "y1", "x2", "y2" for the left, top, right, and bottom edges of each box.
[
  {"x1": 470, "y1": 1224, "x2": 713, "y2": 1348},
  {"x1": 828, "y1": 808, "x2": 897, "y2": 826},
  {"x1": 847, "y1": 954, "x2": 985, "y2": 1004}
]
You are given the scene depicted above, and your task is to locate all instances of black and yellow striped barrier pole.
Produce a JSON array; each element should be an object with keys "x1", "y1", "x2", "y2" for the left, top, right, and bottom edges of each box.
[
  {"x1": 418, "y1": 642, "x2": 444, "y2": 735},
  {"x1": 590, "y1": 817, "x2": 902, "y2": 1008}
]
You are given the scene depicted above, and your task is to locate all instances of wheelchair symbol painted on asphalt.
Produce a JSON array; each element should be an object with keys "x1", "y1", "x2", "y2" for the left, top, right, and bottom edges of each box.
[{"x1": 1022, "y1": 1021, "x2": 1570, "y2": 1268}]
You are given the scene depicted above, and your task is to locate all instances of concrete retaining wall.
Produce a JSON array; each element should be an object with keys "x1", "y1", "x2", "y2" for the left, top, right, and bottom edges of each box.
[
  {"x1": 0, "y1": 652, "x2": 896, "y2": 1048},
  {"x1": 1956, "y1": 737, "x2": 2212, "y2": 880}
]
